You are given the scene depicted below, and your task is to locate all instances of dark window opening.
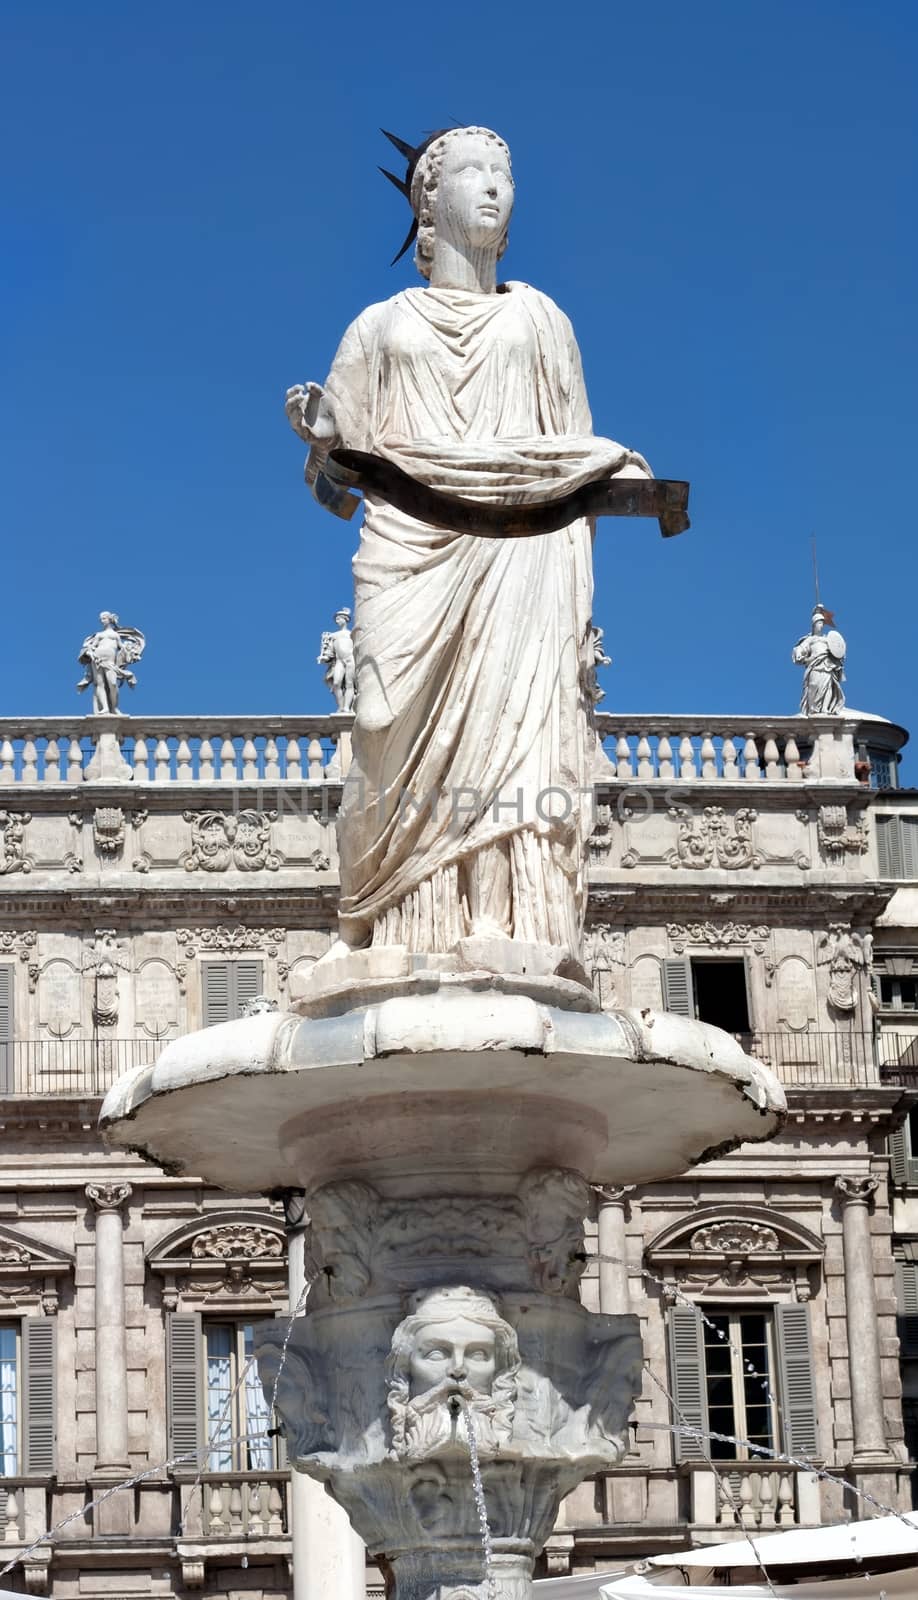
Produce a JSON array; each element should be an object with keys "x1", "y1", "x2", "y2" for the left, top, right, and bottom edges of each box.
[
  {"x1": 692, "y1": 959, "x2": 750, "y2": 1036},
  {"x1": 880, "y1": 975, "x2": 918, "y2": 1010}
]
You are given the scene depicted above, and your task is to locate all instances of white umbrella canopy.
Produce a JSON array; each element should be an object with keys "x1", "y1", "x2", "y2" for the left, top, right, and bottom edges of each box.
[
  {"x1": 600, "y1": 1573, "x2": 918, "y2": 1598},
  {"x1": 642, "y1": 1511, "x2": 918, "y2": 1577}
]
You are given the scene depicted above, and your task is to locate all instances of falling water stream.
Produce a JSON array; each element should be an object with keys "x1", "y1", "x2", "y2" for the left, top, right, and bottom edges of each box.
[{"x1": 462, "y1": 1399, "x2": 498, "y2": 1598}]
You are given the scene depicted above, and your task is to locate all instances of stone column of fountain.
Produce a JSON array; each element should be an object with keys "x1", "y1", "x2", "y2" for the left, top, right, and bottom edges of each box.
[{"x1": 101, "y1": 124, "x2": 785, "y2": 1598}]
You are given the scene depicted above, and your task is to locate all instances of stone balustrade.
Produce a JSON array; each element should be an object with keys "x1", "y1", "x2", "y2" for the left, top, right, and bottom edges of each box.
[
  {"x1": 688, "y1": 1463, "x2": 820, "y2": 1532},
  {"x1": 178, "y1": 1473, "x2": 288, "y2": 1539},
  {"x1": 0, "y1": 712, "x2": 901, "y2": 787}
]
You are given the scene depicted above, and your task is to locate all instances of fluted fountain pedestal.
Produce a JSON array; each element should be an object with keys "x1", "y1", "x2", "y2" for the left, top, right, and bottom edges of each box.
[{"x1": 102, "y1": 965, "x2": 784, "y2": 1598}]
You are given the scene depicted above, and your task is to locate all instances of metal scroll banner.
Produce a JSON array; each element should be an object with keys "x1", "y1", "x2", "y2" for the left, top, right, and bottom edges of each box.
[{"x1": 314, "y1": 448, "x2": 690, "y2": 539}]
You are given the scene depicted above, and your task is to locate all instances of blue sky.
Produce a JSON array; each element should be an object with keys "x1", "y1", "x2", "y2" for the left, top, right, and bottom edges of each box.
[{"x1": 2, "y1": 2, "x2": 916, "y2": 752}]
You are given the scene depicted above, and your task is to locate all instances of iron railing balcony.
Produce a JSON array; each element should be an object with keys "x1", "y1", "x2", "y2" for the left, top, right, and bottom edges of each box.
[{"x1": 0, "y1": 1038, "x2": 162, "y2": 1097}]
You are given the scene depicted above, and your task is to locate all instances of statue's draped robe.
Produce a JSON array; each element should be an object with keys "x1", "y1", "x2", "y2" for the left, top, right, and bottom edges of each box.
[{"x1": 321, "y1": 282, "x2": 639, "y2": 954}]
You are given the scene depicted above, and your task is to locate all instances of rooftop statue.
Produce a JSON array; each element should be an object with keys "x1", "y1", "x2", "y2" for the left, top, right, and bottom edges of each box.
[
  {"x1": 77, "y1": 611, "x2": 145, "y2": 715},
  {"x1": 793, "y1": 603, "x2": 846, "y2": 715},
  {"x1": 286, "y1": 127, "x2": 685, "y2": 971},
  {"x1": 318, "y1": 607, "x2": 357, "y2": 712}
]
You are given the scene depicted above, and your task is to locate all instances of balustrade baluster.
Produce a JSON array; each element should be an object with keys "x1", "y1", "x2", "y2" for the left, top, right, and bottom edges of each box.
[
  {"x1": 763, "y1": 737, "x2": 781, "y2": 780},
  {"x1": 267, "y1": 1483, "x2": 284, "y2": 1533},
  {"x1": 636, "y1": 736, "x2": 653, "y2": 779},
  {"x1": 154, "y1": 740, "x2": 171, "y2": 783},
  {"x1": 700, "y1": 734, "x2": 717, "y2": 779},
  {"x1": 176, "y1": 739, "x2": 193, "y2": 781},
  {"x1": 242, "y1": 739, "x2": 258, "y2": 781},
  {"x1": 615, "y1": 736, "x2": 633, "y2": 779},
  {"x1": 722, "y1": 736, "x2": 739, "y2": 780},
  {"x1": 132, "y1": 738, "x2": 149, "y2": 780},
  {"x1": 199, "y1": 739, "x2": 214, "y2": 782},
  {"x1": 784, "y1": 736, "x2": 802, "y2": 780},
  {"x1": 739, "y1": 1473, "x2": 756, "y2": 1526},
  {"x1": 264, "y1": 737, "x2": 280, "y2": 781},
  {"x1": 4, "y1": 1488, "x2": 20, "y2": 1541},
  {"x1": 67, "y1": 737, "x2": 84, "y2": 781},
  {"x1": 45, "y1": 738, "x2": 62, "y2": 783},
  {"x1": 285, "y1": 737, "x2": 303, "y2": 782},
  {"x1": 758, "y1": 1472, "x2": 776, "y2": 1526},
  {"x1": 657, "y1": 735, "x2": 674, "y2": 780},
  {"x1": 307, "y1": 739, "x2": 324, "y2": 781},
  {"x1": 679, "y1": 736, "x2": 697, "y2": 779},
  {"x1": 248, "y1": 1481, "x2": 266, "y2": 1535},
  {"x1": 229, "y1": 1484, "x2": 244, "y2": 1532},
  {"x1": 0, "y1": 741, "x2": 14, "y2": 786},
  {"x1": 21, "y1": 740, "x2": 38, "y2": 784},
  {"x1": 220, "y1": 739, "x2": 237, "y2": 781},
  {"x1": 777, "y1": 1473, "x2": 795, "y2": 1525},
  {"x1": 743, "y1": 735, "x2": 761, "y2": 780},
  {"x1": 208, "y1": 1484, "x2": 225, "y2": 1533}
]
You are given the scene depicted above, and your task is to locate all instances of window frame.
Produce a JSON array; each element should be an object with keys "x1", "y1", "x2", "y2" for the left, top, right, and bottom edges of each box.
[
  {"x1": 202, "y1": 1317, "x2": 277, "y2": 1474},
  {"x1": 0, "y1": 1322, "x2": 20, "y2": 1478},
  {"x1": 702, "y1": 1305, "x2": 780, "y2": 1463}
]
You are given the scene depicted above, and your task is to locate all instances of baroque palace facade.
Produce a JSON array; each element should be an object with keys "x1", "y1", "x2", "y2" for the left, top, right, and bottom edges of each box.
[{"x1": 0, "y1": 706, "x2": 916, "y2": 1596}]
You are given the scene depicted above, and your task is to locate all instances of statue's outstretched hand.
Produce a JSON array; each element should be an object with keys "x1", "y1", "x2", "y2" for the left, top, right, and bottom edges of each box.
[{"x1": 285, "y1": 382, "x2": 337, "y2": 449}]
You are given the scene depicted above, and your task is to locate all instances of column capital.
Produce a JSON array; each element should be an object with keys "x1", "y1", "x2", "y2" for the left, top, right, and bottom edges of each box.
[
  {"x1": 594, "y1": 1185, "x2": 635, "y2": 1207},
  {"x1": 835, "y1": 1175, "x2": 880, "y2": 1208},
  {"x1": 86, "y1": 1180, "x2": 132, "y2": 1214}
]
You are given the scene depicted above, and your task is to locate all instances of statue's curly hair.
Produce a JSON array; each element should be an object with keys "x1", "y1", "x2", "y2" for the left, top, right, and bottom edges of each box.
[{"x1": 409, "y1": 127, "x2": 512, "y2": 282}]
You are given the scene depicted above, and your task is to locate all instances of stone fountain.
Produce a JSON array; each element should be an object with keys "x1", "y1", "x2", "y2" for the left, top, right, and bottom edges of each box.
[{"x1": 101, "y1": 126, "x2": 784, "y2": 1599}]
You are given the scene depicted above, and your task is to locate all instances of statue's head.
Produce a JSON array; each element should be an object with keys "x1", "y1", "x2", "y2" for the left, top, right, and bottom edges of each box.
[
  {"x1": 811, "y1": 605, "x2": 833, "y2": 635},
  {"x1": 99, "y1": 611, "x2": 119, "y2": 627},
  {"x1": 386, "y1": 1285, "x2": 519, "y2": 1460},
  {"x1": 411, "y1": 127, "x2": 513, "y2": 280},
  {"x1": 334, "y1": 607, "x2": 352, "y2": 627}
]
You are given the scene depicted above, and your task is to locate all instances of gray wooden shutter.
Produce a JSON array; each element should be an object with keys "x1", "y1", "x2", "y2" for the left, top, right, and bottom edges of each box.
[
  {"x1": 667, "y1": 1304, "x2": 709, "y2": 1462},
  {"x1": 742, "y1": 953, "x2": 755, "y2": 1033},
  {"x1": 234, "y1": 960, "x2": 264, "y2": 1014},
  {"x1": 902, "y1": 818, "x2": 918, "y2": 881},
  {"x1": 202, "y1": 962, "x2": 231, "y2": 1027},
  {"x1": 890, "y1": 1122, "x2": 909, "y2": 1186},
  {"x1": 775, "y1": 1302, "x2": 819, "y2": 1461},
  {"x1": 23, "y1": 1317, "x2": 56, "y2": 1475},
  {"x1": 877, "y1": 816, "x2": 903, "y2": 879},
  {"x1": 896, "y1": 1262, "x2": 918, "y2": 1358},
  {"x1": 167, "y1": 1312, "x2": 202, "y2": 1469},
  {"x1": 662, "y1": 958, "x2": 695, "y2": 1017},
  {"x1": 0, "y1": 964, "x2": 13, "y2": 1093}
]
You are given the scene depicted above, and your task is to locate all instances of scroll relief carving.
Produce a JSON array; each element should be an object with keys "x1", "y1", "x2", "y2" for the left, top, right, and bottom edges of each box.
[
  {"x1": 191, "y1": 1223, "x2": 284, "y2": 1260},
  {"x1": 621, "y1": 805, "x2": 810, "y2": 872},
  {"x1": 175, "y1": 925, "x2": 285, "y2": 960},
  {"x1": 0, "y1": 812, "x2": 32, "y2": 875},
  {"x1": 818, "y1": 924, "x2": 872, "y2": 1013},
  {"x1": 691, "y1": 1221, "x2": 780, "y2": 1255},
  {"x1": 667, "y1": 922, "x2": 769, "y2": 956},
  {"x1": 0, "y1": 930, "x2": 38, "y2": 994},
  {"x1": 181, "y1": 810, "x2": 280, "y2": 873},
  {"x1": 817, "y1": 804, "x2": 868, "y2": 862}
]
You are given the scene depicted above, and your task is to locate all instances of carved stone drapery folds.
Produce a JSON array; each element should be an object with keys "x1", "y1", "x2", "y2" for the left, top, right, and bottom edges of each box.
[{"x1": 181, "y1": 810, "x2": 280, "y2": 873}]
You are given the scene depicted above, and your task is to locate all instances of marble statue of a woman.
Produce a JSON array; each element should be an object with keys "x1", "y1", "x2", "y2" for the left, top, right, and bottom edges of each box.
[{"x1": 286, "y1": 127, "x2": 652, "y2": 968}]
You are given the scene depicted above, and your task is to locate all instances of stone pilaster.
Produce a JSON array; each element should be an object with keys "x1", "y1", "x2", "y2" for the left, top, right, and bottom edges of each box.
[
  {"x1": 595, "y1": 1186, "x2": 632, "y2": 1315},
  {"x1": 835, "y1": 1176, "x2": 888, "y2": 1461},
  {"x1": 86, "y1": 1180, "x2": 132, "y2": 1534}
]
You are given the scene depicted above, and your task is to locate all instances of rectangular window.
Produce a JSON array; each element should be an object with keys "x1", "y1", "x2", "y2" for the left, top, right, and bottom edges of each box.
[
  {"x1": 879, "y1": 975, "x2": 918, "y2": 1011},
  {"x1": 204, "y1": 1321, "x2": 274, "y2": 1472},
  {"x1": 703, "y1": 1309, "x2": 778, "y2": 1462},
  {"x1": 877, "y1": 816, "x2": 918, "y2": 880},
  {"x1": 201, "y1": 961, "x2": 264, "y2": 1027},
  {"x1": 0, "y1": 1325, "x2": 19, "y2": 1476},
  {"x1": 662, "y1": 957, "x2": 752, "y2": 1037}
]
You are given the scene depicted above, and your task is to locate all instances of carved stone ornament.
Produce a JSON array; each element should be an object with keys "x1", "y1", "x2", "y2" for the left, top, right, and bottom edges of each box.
[
  {"x1": 835, "y1": 1175, "x2": 880, "y2": 1206},
  {"x1": 666, "y1": 805, "x2": 762, "y2": 870},
  {"x1": 0, "y1": 811, "x2": 32, "y2": 875},
  {"x1": 181, "y1": 809, "x2": 280, "y2": 873},
  {"x1": 817, "y1": 804, "x2": 868, "y2": 862},
  {"x1": 583, "y1": 924, "x2": 625, "y2": 971},
  {"x1": 818, "y1": 923, "x2": 872, "y2": 1013},
  {"x1": 83, "y1": 929, "x2": 129, "y2": 1029},
  {"x1": 691, "y1": 1221, "x2": 780, "y2": 1255},
  {"x1": 92, "y1": 806, "x2": 125, "y2": 857},
  {"x1": 175, "y1": 925, "x2": 285, "y2": 960},
  {"x1": 667, "y1": 921, "x2": 769, "y2": 956},
  {"x1": 519, "y1": 1167, "x2": 591, "y2": 1297},
  {"x1": 191, "y1": 1223, "x2": 284, "y2": 1261},
  {"x1": 85, "y1": 1181, "x2": 132, "y2": 1214},
  {"x1": 0, "y1": 928, "x2": 37, "y2": 971},
  {"x1": 588, "y1": 802, "x2": 613, "y2": 863}
]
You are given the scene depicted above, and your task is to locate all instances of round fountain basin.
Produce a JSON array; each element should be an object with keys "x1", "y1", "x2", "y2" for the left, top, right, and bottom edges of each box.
[{"x1": 100, "y1": 986, "x2": 784, "y2": 1194}]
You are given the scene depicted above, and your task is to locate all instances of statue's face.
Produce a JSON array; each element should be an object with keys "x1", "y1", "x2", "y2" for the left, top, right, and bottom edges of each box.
[
  {"x1": 812, "y1": 615, "x2": 825, "y2": 635},
  {"x1": 408, "y1": 1314, "x2": 497, "y2": 1396},
  {"x1": 434, "y1": 133, "x2": 513, "y2": 253}
]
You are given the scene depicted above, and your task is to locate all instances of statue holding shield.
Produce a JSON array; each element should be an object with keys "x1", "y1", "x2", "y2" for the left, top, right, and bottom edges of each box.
[{"x1": 793, "y1": 604, "x2": 846, "y2": 715}]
